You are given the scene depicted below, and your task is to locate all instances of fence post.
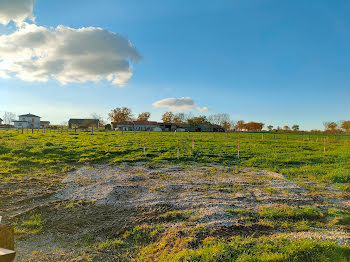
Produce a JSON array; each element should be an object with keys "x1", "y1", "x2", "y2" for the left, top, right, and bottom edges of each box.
[
  {"x1": 177, "y1": 138, "x2": 180, "y2": 160},
  {"x1": 143, "y1": 136, "x2": 146, "y2": 156},
  {"x1": 237, "y1": 134, "x2": 240, "y2": 159}
]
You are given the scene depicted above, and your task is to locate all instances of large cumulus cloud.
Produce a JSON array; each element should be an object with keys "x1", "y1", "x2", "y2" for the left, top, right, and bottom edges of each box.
[
  {"x1": 152, "y1": 97, "x2": 209, "y2": 112},
  {"x1": 0, "y1": 0, "x2": 140, "y2": 85},
  {"x1": 0, "y1": 23, "x2": 141, "y2": 85},
  {"x1": 0, "y1": 0, "x2": 35, "y2": 25}
]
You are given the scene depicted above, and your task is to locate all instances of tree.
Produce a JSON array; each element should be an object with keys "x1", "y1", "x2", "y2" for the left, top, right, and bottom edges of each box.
[
  {"x1": 187, "y1": 115, "x2": 209, "y2": 126},
  {"x1": 108, "y1": 107, "x2": 133, "y2": 123},
  {"x1": 267, "y1": 125, "x2": 273, "y2": 132},
  {"x1": 235, "y1": 120, "x2": 245, "y2": 131},
  {"x1": 137, "y1": 112, "x2": 151, "y2": 122},
  {"x1": 3, "y1": 111, "x2": 16, "y2": 125},
  {"x1": 173, "y1": 113, "x2": 185, "y2": 125},
  {"x1": 91, "y1": 113, "x2": 105, "y2": 126},
  {"x1": 221, "y1": 121, "x2": 231, "y2": 131},
  {"x1": 324, "y1": 122, "x2": 338, "y2": 134},
  {"x1": 283, "y1": 126, "x2": 290, "y2": 131},
  {"x1": 208, "y1": 114, "x2": 230, "y2": 126},
  {"x1": 161, "y1": 111, "x2": 174, "y2": 123},
  {"x1": 245, "y1": 122, "x2": 264, "y2": 132},
  {"x1": 292, "y1": 125, "x2": 299, "y2": 132},
  {"x1": 341, "y1": 121, "x2": 350, "y2": 133}
]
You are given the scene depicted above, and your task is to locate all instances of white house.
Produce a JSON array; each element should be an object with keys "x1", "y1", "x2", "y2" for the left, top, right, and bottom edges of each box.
[{"x1": 13, "y1": 114, "x2": 41, "y2": 129}]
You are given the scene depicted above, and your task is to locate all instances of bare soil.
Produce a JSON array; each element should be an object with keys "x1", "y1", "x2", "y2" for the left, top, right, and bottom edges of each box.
[{"x1": 0, "y1": 163, "x2": 349, "y2": 261}]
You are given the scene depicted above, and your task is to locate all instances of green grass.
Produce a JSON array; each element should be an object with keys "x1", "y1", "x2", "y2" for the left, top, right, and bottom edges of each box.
[
  {"x1": 0, "y1": 130, "x2": 349, "y2": 184},
  {"x1": 165, "y1": 237, "x2": 350, "y2": 262}
]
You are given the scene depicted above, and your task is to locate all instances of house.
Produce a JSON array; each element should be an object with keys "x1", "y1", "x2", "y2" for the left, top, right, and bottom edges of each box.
[
  {"x1": 40, "y1": 121, "x2": 50, "y2": 129},
  {"x1": 68, "y1": 119, "x2": 99, "y2": 129},
  {"x1": 13, "y1": 114, "x2": 41, "y2": 129}
]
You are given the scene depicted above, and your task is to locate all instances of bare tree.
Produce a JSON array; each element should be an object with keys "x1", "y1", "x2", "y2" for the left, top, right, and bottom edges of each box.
[
  {"x1": 208, "y1": 113, "x2": 230, "y2": 126},
  {"x1": 91, "y1": 113, "x2": 106, "y2": 126},
  {"x1": 173, "y1": 113, "x2": 185, "y2": 125},
  {"x1": 3, "y1": 111, "x2": 16, "y2": 125}
]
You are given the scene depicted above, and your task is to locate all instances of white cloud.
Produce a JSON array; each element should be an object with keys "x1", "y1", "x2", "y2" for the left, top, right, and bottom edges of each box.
[
  {"x1": 152, "y1": 97, "x2": 210, "y2": 112},
  {"x1": 0, "y1": 0, "x2": 35, "y2": 25},
  {"x1": 0, "y1": 23, "x2": 141, "y2": 85}
]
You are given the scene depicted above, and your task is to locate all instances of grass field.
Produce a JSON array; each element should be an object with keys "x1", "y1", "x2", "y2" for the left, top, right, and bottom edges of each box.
[
  {"x1": 1, "y1": 130, "x2": 349, "y2": 185},
  {"x1": 1, "y1": 130, "x2": 349, "y2": 261}
]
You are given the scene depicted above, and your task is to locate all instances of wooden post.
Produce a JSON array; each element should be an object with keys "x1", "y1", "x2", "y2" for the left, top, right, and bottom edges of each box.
[
  {"x1": 237, "y1": 134, "x2": 240, "y2": 159},
  {"x1": 177, "y1": 138, "x2": 180, "y2": 160},
  {"x1": 143, "y1": 136, "x2": 146, "y2": 156},
  {"x1": 21, "y1": 127, "x2": 23, "y2": 134},
  {"x1": 262, "y1": 134, "x2": 264, "y2": 140},
  {"x1": 92, "y1": 127, "x2": 94, "y2": 134},
  {"x1": 0, "y1": 225, "x2": 16, "y2": 262}
]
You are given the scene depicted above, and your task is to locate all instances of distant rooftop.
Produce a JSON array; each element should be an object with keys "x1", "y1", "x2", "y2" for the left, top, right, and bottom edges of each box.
[{"x1": 19, "y1": 113, "x2": 40, "y2": 118}]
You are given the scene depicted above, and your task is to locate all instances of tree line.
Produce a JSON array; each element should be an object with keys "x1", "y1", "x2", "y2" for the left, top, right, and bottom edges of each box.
[{"x1": 3, "y1": 108, "x2": 349, "y2": 133}]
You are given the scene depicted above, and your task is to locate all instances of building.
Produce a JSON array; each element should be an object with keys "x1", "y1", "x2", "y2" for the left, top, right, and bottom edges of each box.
[
  {"x1": 112, "y1": 121, "x2": 162, "y2": 131},
  {"x1": 111, "y1": 121, "x2": 134, "y2": 131},
  {"x1": 157, "y1": 122, "x2": 178, "y2": 132},
  {"x1": 13, "y1": 114, "x2": 41, "y2": 129},
  {"x1": 133, "y1": 121, "x2": 159, "y2": 131},
  {"x1": 184, "y1": 123, "x2": 225, "y2": 132},
  {"x1": 68, "y1": 119, "x2": 100, "y2": 129},
  {"x1": 40, "y1": 121, "x2": 50, "y2": 129}
]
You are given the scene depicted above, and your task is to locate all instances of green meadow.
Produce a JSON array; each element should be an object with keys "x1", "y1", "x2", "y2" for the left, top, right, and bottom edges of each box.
[{"x1": 0, "y1": 130, "x2": 349, "y2": 185}]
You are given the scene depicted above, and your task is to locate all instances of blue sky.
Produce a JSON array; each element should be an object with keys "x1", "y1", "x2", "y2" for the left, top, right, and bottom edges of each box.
[{"x1": 1, "y1": 0, "x2": 349, "y2": 129}]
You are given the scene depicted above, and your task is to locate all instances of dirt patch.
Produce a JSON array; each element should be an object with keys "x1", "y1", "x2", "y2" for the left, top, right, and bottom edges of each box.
[{"x1": 1, "y1": 163, "x2": 348, "y2": 261}]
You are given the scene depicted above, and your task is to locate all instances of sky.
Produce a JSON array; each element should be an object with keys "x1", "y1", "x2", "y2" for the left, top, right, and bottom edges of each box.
[{"x1": 0, "y1": 0, "x2": 349, "y2": 130}]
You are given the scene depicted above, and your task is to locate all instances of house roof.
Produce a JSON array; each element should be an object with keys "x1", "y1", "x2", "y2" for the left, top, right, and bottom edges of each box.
[
  {"x1": 19, "y1": 113, "x2": 40, "y2": 118},
  {"x1": 68, "y1": 119, "x2": 99, "y2": 123},
  {"x1": 133, "y1": 121, "x2": 158, "y2": 125},
  {"x1": 112, "y1": 121, "x2": 134, "y2": 125}
]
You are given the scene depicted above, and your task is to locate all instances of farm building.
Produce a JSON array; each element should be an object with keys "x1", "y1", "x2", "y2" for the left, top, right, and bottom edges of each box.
[
  {"x1": 157, "y1": 123, "x2": 178, "y2": 132},
  {"x1": 112, "y1": 121, "x2": 162, "y2": 131},
  {"x1": 112, "y1": 121, "x2": 134, "y2": 131},
  {"x1": 185, "y1": 123, "x2": 225, "y2": 132},
  {"x1": 68, "y1": 119, "x2": 100, "y2": 129},
  {"x1": 133, "y1": 121, "x2": 159, "y2": 131},
  {"x1": 40, "y1": 121, "x2": 51, "y2": 128},
  {"x1": 13, "y1": 113, "x2": 41, "y2": 129}
]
